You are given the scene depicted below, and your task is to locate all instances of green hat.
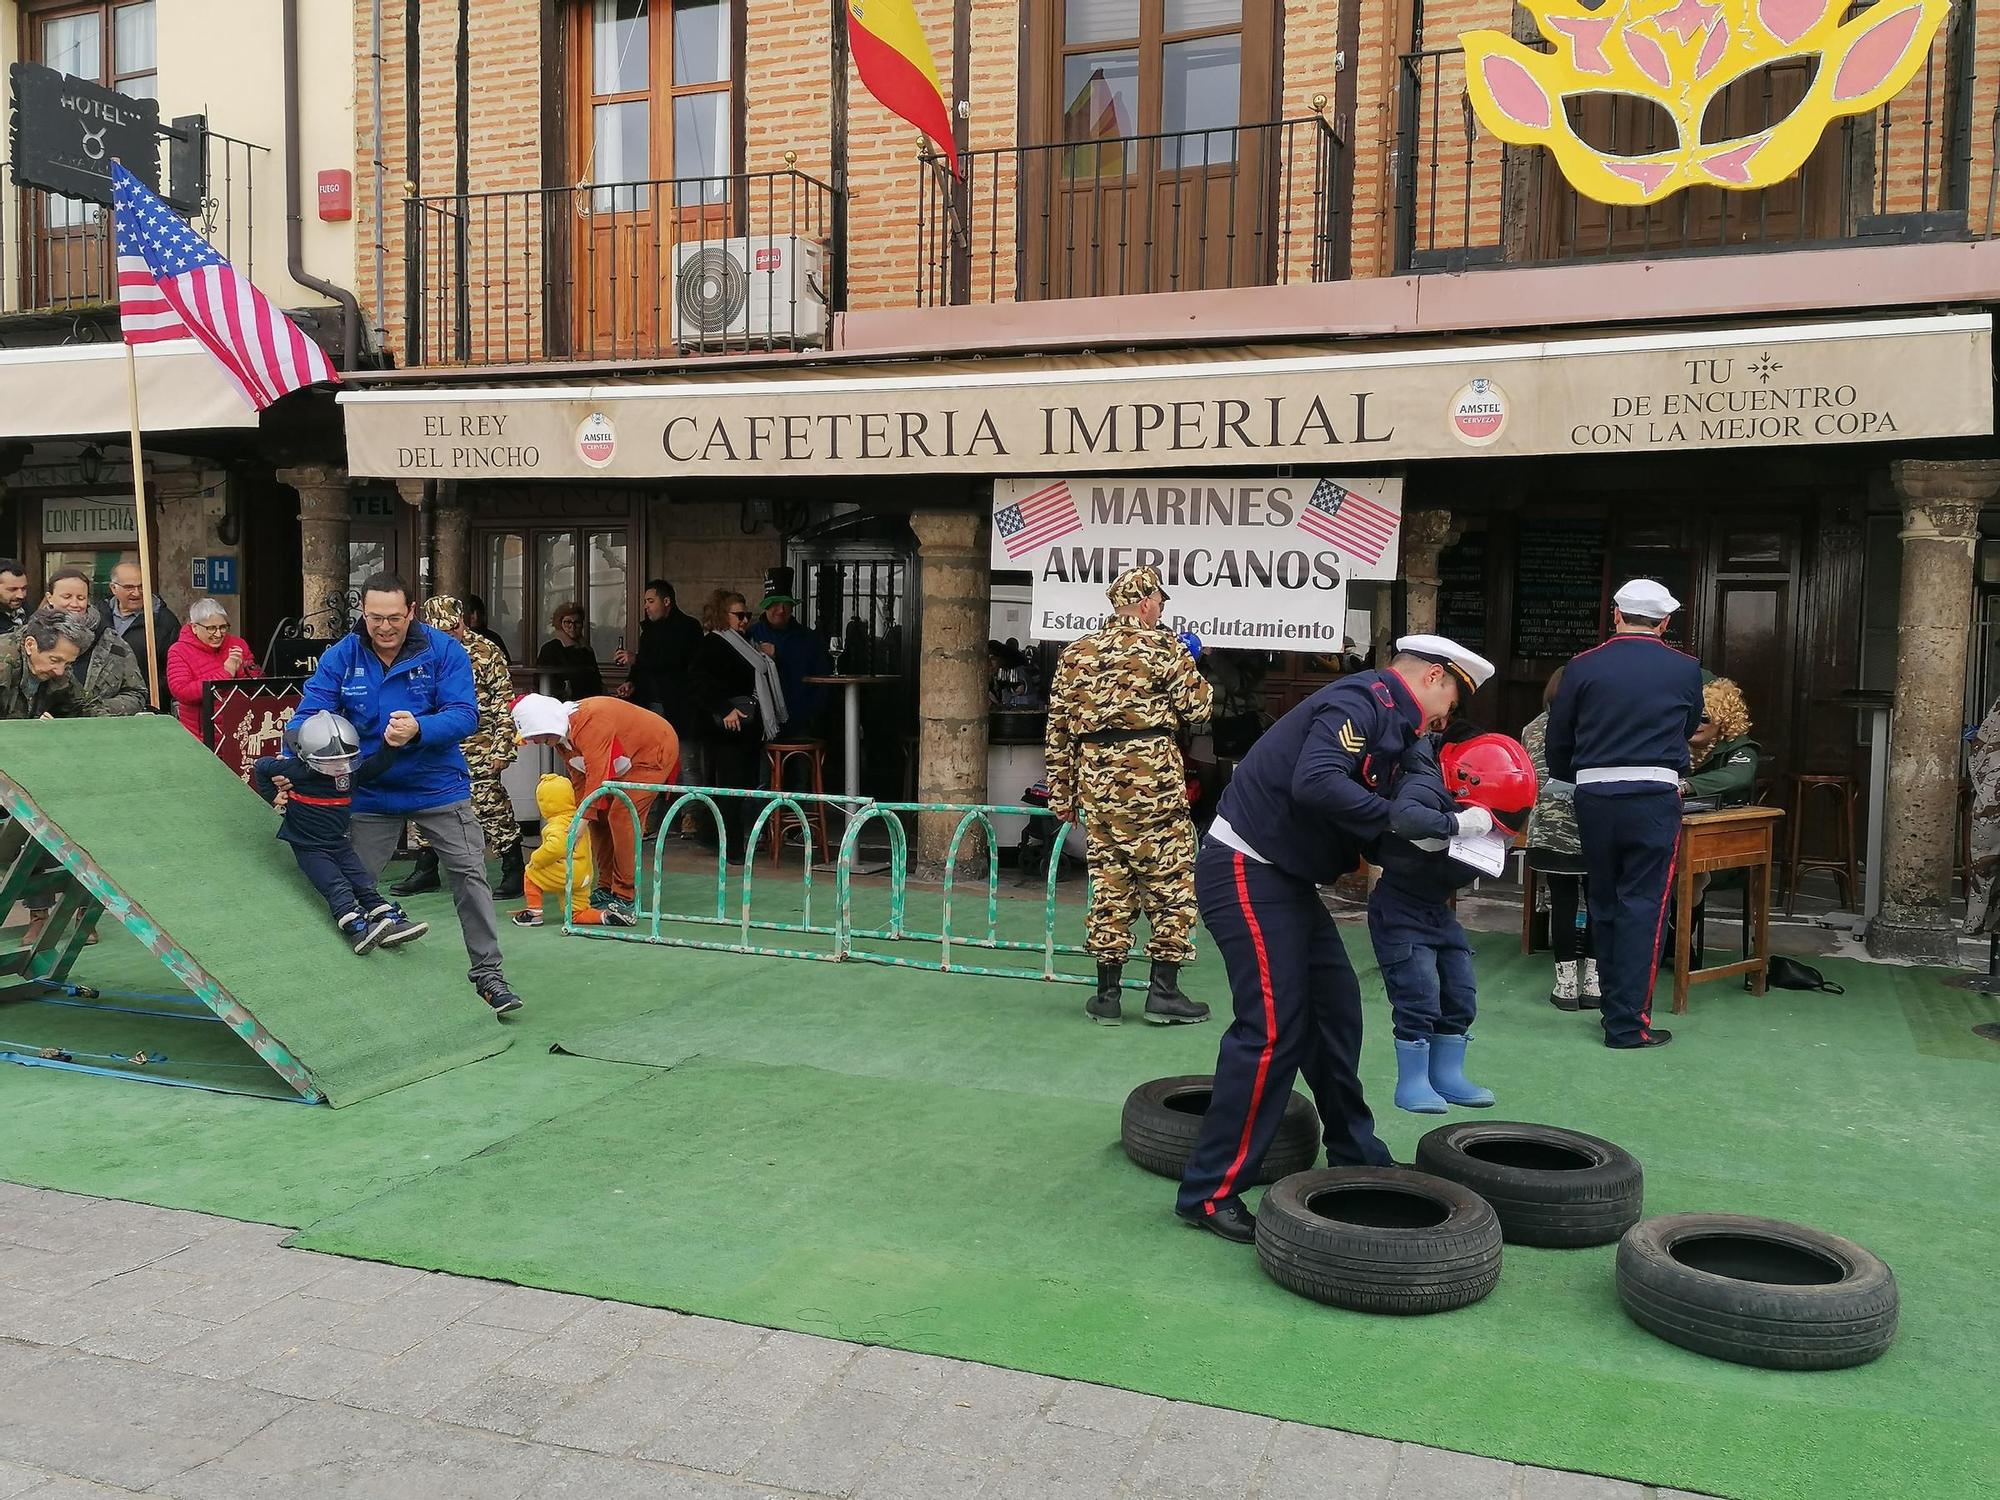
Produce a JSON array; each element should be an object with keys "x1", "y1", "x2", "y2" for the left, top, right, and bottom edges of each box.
[{"x1": 757, "y1": 593, "x2": 799, "y2": 611}]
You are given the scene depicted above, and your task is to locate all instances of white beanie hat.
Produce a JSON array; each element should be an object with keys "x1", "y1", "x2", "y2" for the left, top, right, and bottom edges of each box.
[{"x1": 510, "y1": 693, "x2": 575, "y2": 741}]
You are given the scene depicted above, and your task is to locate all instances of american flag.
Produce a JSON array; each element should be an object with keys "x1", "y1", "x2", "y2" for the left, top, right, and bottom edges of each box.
[
  {"x1": 114, "y1": 163, "x2": 337, "y2": 411},
  {"x1": 1296, "y1": 479, "x2": 1400, "y2": 564},
  {"x1": 994, "y1": 481, "x2": 1082, "y2": 559}
]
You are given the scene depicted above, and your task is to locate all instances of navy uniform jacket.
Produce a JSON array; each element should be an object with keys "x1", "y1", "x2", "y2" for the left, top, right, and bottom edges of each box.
[
  {"x1": 1373, "y1": 737, "x2": 1478, "y2": 908},
  {"x1": 252, "y1": 747, "x2": 397, "y2": 851},
  {"x1": 1213, "y1": 669, "x2": 1427, "y2": 885},
  {"x1": 1545, "y1": 635, "x2": 1703, "y2": 782}
]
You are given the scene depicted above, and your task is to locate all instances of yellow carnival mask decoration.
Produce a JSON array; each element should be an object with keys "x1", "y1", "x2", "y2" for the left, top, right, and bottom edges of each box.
[{"x1": 1462, "y1": 0, "x2": 1954, "y2": 204}]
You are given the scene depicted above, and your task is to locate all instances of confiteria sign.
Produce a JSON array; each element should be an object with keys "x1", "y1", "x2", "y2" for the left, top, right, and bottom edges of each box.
[{"x1": 337, "y1": 314, "x2": 1992, "y2": 481}]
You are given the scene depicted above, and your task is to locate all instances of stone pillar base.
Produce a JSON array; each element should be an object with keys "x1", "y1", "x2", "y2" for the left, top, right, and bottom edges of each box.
[{"x1": 1865, "y1": 904, "x2": 1962, "y2": 965}]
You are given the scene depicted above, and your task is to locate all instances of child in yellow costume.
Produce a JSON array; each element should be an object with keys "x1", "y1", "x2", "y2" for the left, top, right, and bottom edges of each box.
[{"x1": 512, "y1": 774, "x2": 609, "y2": 927}]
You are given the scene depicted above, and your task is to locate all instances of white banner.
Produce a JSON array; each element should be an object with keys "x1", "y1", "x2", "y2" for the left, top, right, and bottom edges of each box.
[{"x1": 991, "y1": 474, "x2": 1402, "y2": 649}]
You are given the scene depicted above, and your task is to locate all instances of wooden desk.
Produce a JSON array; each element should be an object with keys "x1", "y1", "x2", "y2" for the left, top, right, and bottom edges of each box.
[{"x1": 1670, "y1": 806, "x2": 1784, "y2": 1014}]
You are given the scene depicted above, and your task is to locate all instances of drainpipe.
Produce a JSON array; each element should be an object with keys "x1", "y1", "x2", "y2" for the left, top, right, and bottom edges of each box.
[
  {"x1": 282, "y1": 0, "x2": 365, "y2": 369},
  {"x1": 369, "y1": 0, "x2": 387, "y2": 349}
]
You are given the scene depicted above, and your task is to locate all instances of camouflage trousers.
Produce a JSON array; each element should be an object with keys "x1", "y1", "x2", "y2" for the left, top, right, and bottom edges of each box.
[
  {"x1": 413, "y1": 773, "x2": 520, "y2": 858},
  {"x1": 1080, "y1": 809, "x2": 1198, "y2": 964}
]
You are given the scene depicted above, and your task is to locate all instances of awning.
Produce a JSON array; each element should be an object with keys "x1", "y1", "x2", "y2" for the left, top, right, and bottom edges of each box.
[
  {"x1": 337, "y1": 312, "x2": 1995, "y2": 481},
  {"x1": 0, "y1": 340, "x2": 258, "y2": 439}
]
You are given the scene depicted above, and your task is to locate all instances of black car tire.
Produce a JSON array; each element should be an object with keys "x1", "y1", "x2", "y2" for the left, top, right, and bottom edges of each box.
[
  {"x1": 1616, "y1": 1213, "x2": 1898, "y2": 1370},
  {"x1": 1413, "y1": 1121, "x2": 1643, "y2": 1248},
  {"x1": 1255, "y1": 1167, "x2": 1503, "y2": 1315},
  {"x1": 1119, "y1": 1075, "x2": 1319, "y2": 1183}
]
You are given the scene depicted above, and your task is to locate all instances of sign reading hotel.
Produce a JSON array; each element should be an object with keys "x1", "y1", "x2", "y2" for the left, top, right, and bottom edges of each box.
[
  {"x1": 990, "y1": 475, "x2": 1402, "y2": 650},
  {"x1": 338, "y1": 314, "x2": 1992, "y2": 481}
]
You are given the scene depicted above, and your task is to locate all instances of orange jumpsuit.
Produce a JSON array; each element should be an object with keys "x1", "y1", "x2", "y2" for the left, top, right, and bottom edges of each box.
[{"x1": 564, "y1": 698, "x2": 681, "y2": 903}]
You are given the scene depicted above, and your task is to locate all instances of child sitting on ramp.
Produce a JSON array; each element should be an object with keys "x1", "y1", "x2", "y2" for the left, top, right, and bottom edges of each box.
[
  {"x1": 513, "y1": 773, "x2": 609, "y2": 928},
  {"x1": 1369, "y1": 727, "x2": 1536, "y2": 1114},
  {"x1": 252, "y1": 710, "x2": 429, "y2": 955}
]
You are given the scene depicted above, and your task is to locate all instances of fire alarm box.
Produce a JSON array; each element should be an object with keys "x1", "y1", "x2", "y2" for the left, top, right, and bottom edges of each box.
[{"x1": 316, "y1": 169, "x2": 352, "y2": 221}]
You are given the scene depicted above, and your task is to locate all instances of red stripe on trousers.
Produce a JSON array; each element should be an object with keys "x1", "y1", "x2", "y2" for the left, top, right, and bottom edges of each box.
[
  {"x1": 1640, "y1": 842, "x2": 1679, "y2": 1036},
  {"x1": 1207, "y1": 851, "x2": 1278, "y2": 1213}
]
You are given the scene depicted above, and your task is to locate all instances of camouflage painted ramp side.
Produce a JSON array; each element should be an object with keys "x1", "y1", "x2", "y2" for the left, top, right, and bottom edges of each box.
[{"x1": 0, "y1": 716, "x2": 511, "y2": 1105}]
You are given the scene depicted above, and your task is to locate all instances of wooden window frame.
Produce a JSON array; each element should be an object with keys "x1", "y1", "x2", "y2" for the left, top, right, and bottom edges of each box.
[
  {"x1": 565, "y1": 0, "x2": 747, "y2": 197},
  {"x1": 476, "y1": 519, "x2": 637, "y2": 672}
]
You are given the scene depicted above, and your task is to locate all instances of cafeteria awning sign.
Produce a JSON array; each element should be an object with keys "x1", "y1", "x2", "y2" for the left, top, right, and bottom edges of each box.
[{"x1": 992, "y1": 474, "x2": 1402, "y2": 649}]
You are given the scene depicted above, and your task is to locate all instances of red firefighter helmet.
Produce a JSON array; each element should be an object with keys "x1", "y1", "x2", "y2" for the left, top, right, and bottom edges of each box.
[{"x1": 1439, "y1": 733, "x2": 1539, "y2": 834}]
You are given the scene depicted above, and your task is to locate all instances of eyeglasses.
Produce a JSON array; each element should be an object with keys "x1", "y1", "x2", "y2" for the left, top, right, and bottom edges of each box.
[
  {"x1": 727, "y1": 609, "x2": 751, "y2": 620},
  {"x1": 193, "y1": 620, "x2": 229, "y2": 633}
]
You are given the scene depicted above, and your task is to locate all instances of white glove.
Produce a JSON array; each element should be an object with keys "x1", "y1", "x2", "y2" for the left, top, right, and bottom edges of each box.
[{"x1": 1454, "y1": 805, "x2": 1495, "y2": 838}]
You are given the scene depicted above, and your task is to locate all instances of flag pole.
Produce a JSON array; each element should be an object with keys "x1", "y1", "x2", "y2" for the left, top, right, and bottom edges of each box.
[{"x1": 121, "y1": 340, "x2": 162, "y2": 711}]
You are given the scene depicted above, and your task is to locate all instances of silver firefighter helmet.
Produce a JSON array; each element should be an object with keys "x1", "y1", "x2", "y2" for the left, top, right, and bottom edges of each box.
[{"x1": 297, "y1": 710, "x2": 362, "y2": 775}]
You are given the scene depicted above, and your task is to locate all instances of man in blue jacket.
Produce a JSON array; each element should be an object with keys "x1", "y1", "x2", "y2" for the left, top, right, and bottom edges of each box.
[
  {"x1": 291, "y1": 573, "x2": 522, "y2": 1015},
  {"x1": 1546, "y1": 579, "x2": 1703, "y2": 1051},
  {"x1": 1175, "y1": 633, "x2": 1497, "y2": 1243}
]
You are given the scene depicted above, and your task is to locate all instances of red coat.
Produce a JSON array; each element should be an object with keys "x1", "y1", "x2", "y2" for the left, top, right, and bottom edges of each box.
[{"x1": 165, "y1": 623, "x2": 261, "y2": 735}]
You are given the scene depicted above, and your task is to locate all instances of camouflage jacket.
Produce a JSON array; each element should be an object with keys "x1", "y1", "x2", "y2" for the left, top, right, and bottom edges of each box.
[
  {"x1": 77, "y1": 612, "x2": 147, "y2": 717},
  {"x1": 0, "y1": 632, "x2": 94, "y2": 720},
  {"x1": 463, "y1": 631, "x2": 519, "y2": 775},
  {"x1": 1045, "y1": 619, "x2": 1213, "y2": 823}
]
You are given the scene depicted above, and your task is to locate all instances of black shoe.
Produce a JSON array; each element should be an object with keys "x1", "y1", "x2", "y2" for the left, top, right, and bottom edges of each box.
[
  {"x1": 495, "y1": 841, "x2": 526, "y2": 900},
  {"x1": 377, "y1": 912, "x2": 429, "y2": 948},
  {"x1": 341, "y1": 913, "x2": 392, "y2": 955},
  {"x1": 479, "y1": 980, "x2": 524, "y2": 1016},
  {"x1": 1606, "y1": 1029, "x2": 1673, "y2": 1050},
  {"x1": 1143, "y1": 960, "x2": 1209, "y2": 1025},
  {"x1": 1178, "y1": 1199, "x2": 1257, "y2": 1244},
  {"x1": 1085, "y1": 962, "x2": 1123, "y2": 1025},
  {"x1": 392, "y1": 848, "x2": 441, "y2": 897}
]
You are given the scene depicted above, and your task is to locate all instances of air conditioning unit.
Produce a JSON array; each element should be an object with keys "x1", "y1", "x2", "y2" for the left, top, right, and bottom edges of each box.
[{"x1": 671, "y1": 234, "x2": 828, "y2": 350}]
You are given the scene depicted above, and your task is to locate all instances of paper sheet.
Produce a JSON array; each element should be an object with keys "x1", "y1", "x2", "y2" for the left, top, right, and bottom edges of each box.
[{"x1": 1447, "y1": 830, "x2": 1511, "y2": 878}]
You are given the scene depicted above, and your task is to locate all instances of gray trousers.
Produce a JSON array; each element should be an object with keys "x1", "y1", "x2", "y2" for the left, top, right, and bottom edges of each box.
[{"x1": 352, "y1": 802, "x2": 504, "y2": 989}]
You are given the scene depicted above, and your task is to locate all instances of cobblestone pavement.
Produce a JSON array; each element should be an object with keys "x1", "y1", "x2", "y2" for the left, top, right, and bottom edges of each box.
[{"x1": 0, "y1": 1184, "x2": 1714, "y2": 1500}]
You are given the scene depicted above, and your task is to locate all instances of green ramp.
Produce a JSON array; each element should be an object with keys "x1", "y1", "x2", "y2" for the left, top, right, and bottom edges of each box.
[{"x1": 0, "y1": 716, "x2": 510, "y2": 1105}]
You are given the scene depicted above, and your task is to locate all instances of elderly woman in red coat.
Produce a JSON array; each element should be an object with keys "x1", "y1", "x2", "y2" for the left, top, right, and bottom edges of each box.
[{"x1": 165, "y1": 598, "x2": 260, "y2": 734}]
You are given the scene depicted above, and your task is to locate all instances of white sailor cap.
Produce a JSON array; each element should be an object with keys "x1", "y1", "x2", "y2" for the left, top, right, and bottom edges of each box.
[
  {"x1": 1612, "y1": 578, "x2": 1680, "y2": 618},
  {"x1": 1395, "y1": 634, "x2": 1495, "y2": 694}
]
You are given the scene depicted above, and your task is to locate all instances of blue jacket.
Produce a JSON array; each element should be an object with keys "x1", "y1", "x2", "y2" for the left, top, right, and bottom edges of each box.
[
  {"x1": 1546, "y1": 634, "x2": 1704, "y2": 783},
  {"x1": 1372, "y1": 736, "x2": 1478, "y2": 907},
  {"x1": 748, "y1": 618, "x2": 829, "y2": 732},
  {"x1": 1212, "y1": 668, "x2": 1427, "y2": 886},
  {"x1": 251, "y1": 746, "x2": 397, "y2": 850},
  {"x1": 291, "y1": 622, "x2": 477, "y2": 816}
]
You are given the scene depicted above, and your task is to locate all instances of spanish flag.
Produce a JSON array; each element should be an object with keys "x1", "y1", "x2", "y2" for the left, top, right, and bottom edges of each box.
[{"x1": 846, "y1": 0, "x2": 957, "y2": 172}]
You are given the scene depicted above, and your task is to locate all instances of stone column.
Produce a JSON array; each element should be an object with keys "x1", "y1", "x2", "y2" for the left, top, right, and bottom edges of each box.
[
  {"x1": 1400, "y1": 508, "x2": 1459, "y2": 636},
  {"x1": 1867, "y1": 458, "x2": 2000, "y2": 962},
  {"x1": 909, "y1": 510, "x2": 989, "y2": 873},
  {"x1": 434, "y1": 482, "x2": 471, "y2": 601},
  {"x1": 280, "y1": 465, "x2": 352, "y2": 638}
]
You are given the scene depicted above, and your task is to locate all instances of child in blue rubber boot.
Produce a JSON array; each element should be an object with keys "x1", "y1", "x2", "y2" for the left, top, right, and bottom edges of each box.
[{"x1": 1367, "y1": 705, "x2": 1538, "y2": 1113}]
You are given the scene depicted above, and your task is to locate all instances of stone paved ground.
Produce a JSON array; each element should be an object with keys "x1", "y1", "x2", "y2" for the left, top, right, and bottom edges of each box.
[{"x1": 0, "y1": 1184, "x2": 1716, "y2": 1500}]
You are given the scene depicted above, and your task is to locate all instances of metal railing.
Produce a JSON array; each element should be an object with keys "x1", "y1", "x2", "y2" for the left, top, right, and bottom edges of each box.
[
  {"x1": 403, "y1": 167, "x2": 841, "y2": 367},
  {"x1": 916, "y1": 116, "x2": 1346, "y2": 305},
  {"x1": 1395, "y1": 1, "x2": 1992, "y2": 272},
  {"x1": 0, "y1": 131, "x2": 267, "y2": 315}
]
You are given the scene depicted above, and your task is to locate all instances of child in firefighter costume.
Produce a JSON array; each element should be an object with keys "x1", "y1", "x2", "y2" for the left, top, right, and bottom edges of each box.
[{"x1": 1368, "y1": 720, "x2": 1538, "y2": 1114}]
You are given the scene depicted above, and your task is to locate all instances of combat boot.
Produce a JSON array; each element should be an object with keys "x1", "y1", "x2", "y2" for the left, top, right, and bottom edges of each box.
[
  {"x1": 1143, "y1": 961, "x2": 1209, "y2": 1025},
  {"x1": 1085, "y1": 962, "x2": 1123, "y2": 1025},
  {"x1": 495, "y1": 840, "x2": 525, "y2": 899},
  {"x1": 1549, "y1": 960, "x2": 1581, "y2": 1011},
  {"x1": 392, "y1": 848, "x2": 441, "y2": 897}
]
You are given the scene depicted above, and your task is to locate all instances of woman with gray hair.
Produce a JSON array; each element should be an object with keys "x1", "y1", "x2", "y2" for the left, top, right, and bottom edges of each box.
[
  {"x1": 1, "y1": 607, "x2": 95, "y2": 719},
  {"x1": 165, "y1": 597, "x2": 260, "y2": 735}
]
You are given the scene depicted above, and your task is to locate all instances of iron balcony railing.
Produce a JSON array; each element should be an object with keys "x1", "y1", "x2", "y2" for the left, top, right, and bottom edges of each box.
[
  {"x1": 403, "y1": 167, "x2": 841, "y2": 368},
  {"x1": 1395, "y1": 2, "x2": 1991, "y2": 272},
  {"x1": 916, "y1": 115, "x2": 1346, "y2": 306},
  {"x1": 0, "y1": 131, "x2": 267, "y2": 315}
]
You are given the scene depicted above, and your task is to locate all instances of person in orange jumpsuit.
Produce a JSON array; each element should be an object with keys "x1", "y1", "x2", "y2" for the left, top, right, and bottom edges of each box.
[{"x1": 511, "y1": 693, "x2": 679, "y2": 924}]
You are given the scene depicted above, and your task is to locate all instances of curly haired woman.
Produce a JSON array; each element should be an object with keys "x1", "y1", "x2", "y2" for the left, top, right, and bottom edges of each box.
[{"x1": 1683, "y1": 677, "x2": 1759, "y2": 807}]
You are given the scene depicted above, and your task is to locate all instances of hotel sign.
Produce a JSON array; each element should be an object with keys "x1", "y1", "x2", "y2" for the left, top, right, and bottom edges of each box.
[{"x1": 338, "y1": 314, "x2": 1993, "y2": 481}]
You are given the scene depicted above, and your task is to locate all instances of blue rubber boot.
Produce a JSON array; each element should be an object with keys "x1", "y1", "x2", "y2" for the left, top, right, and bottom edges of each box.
[
  {"x1": 1428, "y1": 1033, "x2": 1495, "y2": 1108},
  {"x1": 1393, "y1": 1038, "x2": 1449, "y2": 1114}
]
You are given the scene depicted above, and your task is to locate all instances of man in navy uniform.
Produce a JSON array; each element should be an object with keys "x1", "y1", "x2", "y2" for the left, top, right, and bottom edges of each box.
[
  {"x1": 1546, "y1": 579, "x2": 1703, "y2": 1051},
  {"x1": 1175, "y1": 634, "x2": 1497, "y2": 1243}
]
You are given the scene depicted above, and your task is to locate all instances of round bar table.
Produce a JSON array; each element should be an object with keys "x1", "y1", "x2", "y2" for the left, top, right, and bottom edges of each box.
[{"x1": 805, "y1": 675, "x2": 900, "y2": 799}]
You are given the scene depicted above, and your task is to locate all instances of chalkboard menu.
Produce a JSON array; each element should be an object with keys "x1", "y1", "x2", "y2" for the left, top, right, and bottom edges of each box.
[
  {"x1": 1436, "y1": 532, "x2": 1489, "y2": 650},
  {"x1": 1511, "y1": 518, "x2": 1608, "y2": 660}
]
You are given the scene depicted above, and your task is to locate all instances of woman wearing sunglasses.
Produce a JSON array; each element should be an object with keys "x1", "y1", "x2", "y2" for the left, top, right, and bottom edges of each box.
[{"x1": 688, "y1": 589, "x2": 786, "y2": 864}]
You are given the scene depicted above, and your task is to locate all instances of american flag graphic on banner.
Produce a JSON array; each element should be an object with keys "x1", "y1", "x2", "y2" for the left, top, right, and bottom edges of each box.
[
  {"x1": 1296, "y1": 478, "x2": 1400, "y2": 564},
  {"x1": 994, "y1": 481, "x2": 1083, "y2": 559},
  {"x1": 114, "y1": 162, "x2": 338, "y2": 410}
]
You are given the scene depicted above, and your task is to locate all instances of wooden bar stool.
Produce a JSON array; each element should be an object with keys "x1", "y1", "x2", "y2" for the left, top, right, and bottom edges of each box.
[
  {"x1": 1786, "y1": 774, "x2": 1858, "y2": 915},
  {"x1": 764, "y1": 740, "x2": 831, "y2": 862}
]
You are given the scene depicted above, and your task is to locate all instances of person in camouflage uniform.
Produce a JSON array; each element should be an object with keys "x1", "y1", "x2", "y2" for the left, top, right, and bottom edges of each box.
[
  {"x1": 0, "y1": 609, "x2": 95, "y2": 720},
  {"x1": 394, "y1": 596, "x2": 525, "y2": 898},
  {"x1": 1045, "y1": 564, "x2": 1214, "y2": 1026}
]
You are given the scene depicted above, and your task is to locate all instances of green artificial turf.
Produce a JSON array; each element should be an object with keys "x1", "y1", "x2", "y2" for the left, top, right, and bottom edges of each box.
[
  {"x1": 0, "y1": 717, "x2": 510, "y2": 1104},
  {"x1": 1, "y1": 850, "x2": 1996, "y2": 1500}
]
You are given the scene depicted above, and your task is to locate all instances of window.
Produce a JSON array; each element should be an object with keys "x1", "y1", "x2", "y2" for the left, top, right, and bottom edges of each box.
[
  {"x1": 1051, "y1": 0, "x2": 1252, "y2": 175},
  {"x1": 577, "y1": 0, "x2": 736, "y2": 211},
  {"x1": 33, "y1": 1, "x2": 156, "y2": 227},
  {"x1": 482, "y1": 526, "x2": 631, "y2": 667}
]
